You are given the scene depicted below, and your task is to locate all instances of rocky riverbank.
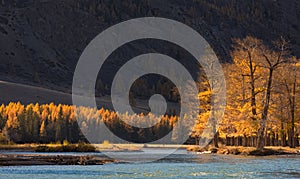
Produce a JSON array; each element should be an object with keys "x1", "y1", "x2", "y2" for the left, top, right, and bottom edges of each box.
[{"x1": 0, "y1": 154, "x2": 117, "y2": 166}]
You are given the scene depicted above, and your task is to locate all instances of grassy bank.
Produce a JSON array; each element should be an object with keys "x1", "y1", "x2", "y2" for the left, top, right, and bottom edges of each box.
[
  {"x1": 0, "y1": 143, "x2": 192, "y2": 152},
  {"x1": 0, "y1": 144, "x2": 37, "y2": 151},
  {"x1": 35, "y1": 143, "x2": 96, "y2": 152},
  {"x1": 187, "y1": 145, "x2": 300, "y2": 156},
  {"x1": 0, "y1": 143, "x2": 96, "y2": 152},
  {"x1": 1, "y1": 143, "x2": 299, "y2": 156},
  {"x1": 0, "y1": 143, "x2": 143, "y2": 152}
]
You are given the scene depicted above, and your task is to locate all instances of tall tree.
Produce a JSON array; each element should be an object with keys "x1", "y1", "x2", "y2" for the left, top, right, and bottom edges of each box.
[
  {"x1": 40, "y1": 120, "x2": 47, "y2": 142},
  {"x1": 222, "y1": 63, "x2": 259, "y2": 137},
  {"x1": 231, "y1": 36, "x2": 263, "y2": 120},
  {"x1": 276, "y1": 60, "x2": 299, "y2": 147},
  {"x1": 193, "y1": 46, "x2": 225, "y2": 148},
  {"x1": 257, "y1": 37, "x2": 291, "y2": 150}
]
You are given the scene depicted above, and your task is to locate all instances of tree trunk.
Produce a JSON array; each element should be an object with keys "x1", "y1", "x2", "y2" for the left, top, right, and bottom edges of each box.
[
  {"x1": 282, "y1": 133, "x2": 287, "y2": 147},
  {"x1": 290, "y1": 80, "x2": 296, "y2": 148},
  {"x1": 249, "y1": 55, "x2": 258, "y2": 119},
  {"x1": 213, "y1": 132, "x2": 219, "y2": 148},
  {"x1": 257, "y1": 69, "x2": 273, "y2": 151}
]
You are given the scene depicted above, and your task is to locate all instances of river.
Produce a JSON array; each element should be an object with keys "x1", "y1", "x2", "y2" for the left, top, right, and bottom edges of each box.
[{"x1": 0, "y1": 149, "x2": 299, "y2": 178}]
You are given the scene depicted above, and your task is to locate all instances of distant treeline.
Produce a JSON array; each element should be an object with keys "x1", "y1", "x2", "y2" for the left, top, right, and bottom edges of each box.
[{"x1": 0, "y1": 102, "x2": 179, "y2": 144}]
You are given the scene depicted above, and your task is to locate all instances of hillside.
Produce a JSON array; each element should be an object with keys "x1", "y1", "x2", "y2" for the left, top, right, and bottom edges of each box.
[
  {"x1": 0, "y1": 80, "x2": 181, "y2": 114},
  {"x1": 0, "y1": 0, "x2": 299, "y2": 94}
]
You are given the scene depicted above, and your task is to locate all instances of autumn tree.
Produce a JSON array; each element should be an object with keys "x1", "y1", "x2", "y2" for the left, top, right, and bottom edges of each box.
[
  {"x1": 256, "y1": 37, "x2": 291, "y2": 150},
  {"x1": 231, "y1": 36, "x2": 264, "y2": 121},
  {"x1": 222, "y1": 63, "x2": 259, "y2": 137},
  {"x1": 39, "y1": 120, "x2": 46, "y2": 142},
  {"x1": 192, "y1": 46, "x2": 226, "y2": 148},
  {"x1": 274, "y1": 60, "x2": 299, "y2": 147}
]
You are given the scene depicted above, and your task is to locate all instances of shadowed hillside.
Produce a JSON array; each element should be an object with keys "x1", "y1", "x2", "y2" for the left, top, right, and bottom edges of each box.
[{"x1": 0, "y1": 0, "x2": 299, "y2": 94}]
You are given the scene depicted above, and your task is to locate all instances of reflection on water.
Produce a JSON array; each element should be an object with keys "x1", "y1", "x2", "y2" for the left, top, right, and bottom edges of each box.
[{"x1": 0, "y1": 149, "x2": 299, "y2": 178}]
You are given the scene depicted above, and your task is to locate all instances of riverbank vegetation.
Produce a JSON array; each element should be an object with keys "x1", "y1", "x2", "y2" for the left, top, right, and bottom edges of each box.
[
  {"x1": 187, "y1": 145, "x2": 300, "y2": 156},
  {"x1": 35, "y1": 143, "x2": 96, "y2": 152}
]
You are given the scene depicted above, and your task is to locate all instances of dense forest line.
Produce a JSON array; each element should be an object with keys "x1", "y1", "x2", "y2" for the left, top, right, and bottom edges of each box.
[{"x1": 0, "y1": 102, "x2": 178, "y2": 144}]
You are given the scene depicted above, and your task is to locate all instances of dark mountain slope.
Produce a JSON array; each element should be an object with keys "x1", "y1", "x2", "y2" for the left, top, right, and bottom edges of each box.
[{"x1": 0, "y1": 0, "x2": 299, "y2": 93}]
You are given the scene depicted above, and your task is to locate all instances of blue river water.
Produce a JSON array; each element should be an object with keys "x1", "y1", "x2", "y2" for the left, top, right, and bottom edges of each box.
[{"x1": 0, "y1": 149, "x2": 299, "y2": 178}]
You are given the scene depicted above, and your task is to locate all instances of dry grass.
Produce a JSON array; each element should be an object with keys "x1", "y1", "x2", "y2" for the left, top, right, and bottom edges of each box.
[
  {"x1": 187, "y1": 145, "x2": 300, "y2": 156},
  {"x1": 35, "y1": 143, "x2": 96, "y2": 152}
]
